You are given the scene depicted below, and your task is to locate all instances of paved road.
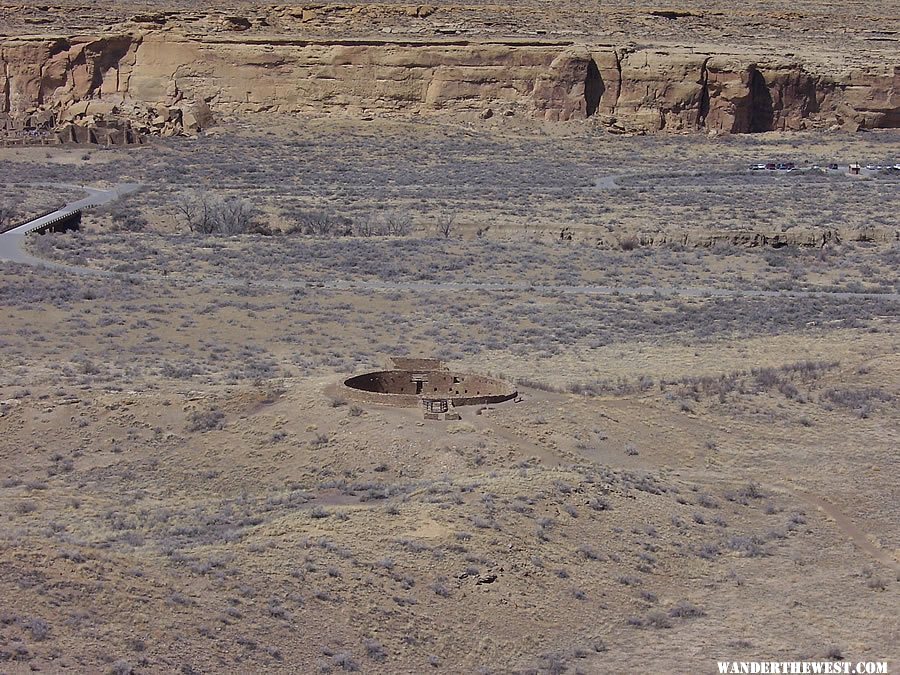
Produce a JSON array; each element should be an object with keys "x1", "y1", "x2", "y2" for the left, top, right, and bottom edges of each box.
[
  {"x1": 0, "y1": 183, "x2": 140, "y2": 265},
  {"x1": 1, "y1": 182, "x2": 897, "y2": 302}
]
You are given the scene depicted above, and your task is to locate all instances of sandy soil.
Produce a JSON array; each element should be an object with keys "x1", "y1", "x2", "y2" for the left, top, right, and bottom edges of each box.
[
  {"x1": 1, "y1": 212, "x2": 897, "y2": 672},
  {"x1": 0, "y1": 58, "x2": 897, "y2": 674}
]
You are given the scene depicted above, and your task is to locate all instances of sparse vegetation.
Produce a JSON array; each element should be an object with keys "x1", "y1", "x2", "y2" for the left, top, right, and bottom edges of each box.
[
  {"x1": 0, "y1": 199, "x2": 18, "y2": 232},
  {"x1": 186, "y1": 409, "x2": 225, "y2": 432},
  {"x1": 0, "y1": 77, "x2": 896, "y2": 675}
]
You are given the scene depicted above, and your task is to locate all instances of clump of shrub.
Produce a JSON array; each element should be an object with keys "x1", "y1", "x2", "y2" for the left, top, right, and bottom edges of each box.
[
  {"x1": 821, "y1": 387, "x2": 893, "y2": 418},
  {"x1": 668, "y1": 601, "x2": 706, "y2": 618},
  {"x1": 176, "y1": 192, "x2": 271, "y2": 235},
  {"x1": 186, "y1": 409, "x2": 225, "y2": 432}
]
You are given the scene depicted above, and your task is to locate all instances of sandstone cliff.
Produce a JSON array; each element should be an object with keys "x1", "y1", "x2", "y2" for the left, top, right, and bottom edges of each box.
[{"x1": 1, "y1": 32, "x2": 897, "y2": 139}]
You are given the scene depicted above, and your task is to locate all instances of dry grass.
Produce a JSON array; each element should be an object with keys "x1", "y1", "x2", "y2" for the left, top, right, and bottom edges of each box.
[{"x1": 0, "y1": 119, "x2": 898, "y2": 672}]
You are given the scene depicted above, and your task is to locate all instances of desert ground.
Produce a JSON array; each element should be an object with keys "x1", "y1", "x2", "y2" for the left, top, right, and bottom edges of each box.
[
  {"x1": 1, "y1": 117, "x2": 898, "y2": 674},
  {"x1": 1, "y1": 1, "x2": 899, "y2": 674}
]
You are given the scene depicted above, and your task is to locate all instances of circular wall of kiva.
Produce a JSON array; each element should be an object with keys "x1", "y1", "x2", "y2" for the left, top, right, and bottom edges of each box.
[{"x1": 343, "y1": 370, "x2": 517, "y2": 408}]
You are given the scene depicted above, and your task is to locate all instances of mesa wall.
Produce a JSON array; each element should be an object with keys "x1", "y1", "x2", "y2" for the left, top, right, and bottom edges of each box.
[{"x1": 1, "y1": 34, "x2": 897, "y2": 134}]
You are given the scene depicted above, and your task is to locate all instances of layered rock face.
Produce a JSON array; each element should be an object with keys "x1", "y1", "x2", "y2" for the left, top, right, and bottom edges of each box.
[
  {"x1": 0, "y1": 35, "x2": 212, "y2": 142},
  {"x1": 1, "y1": 33, "x2": 897, "y2": 139}
]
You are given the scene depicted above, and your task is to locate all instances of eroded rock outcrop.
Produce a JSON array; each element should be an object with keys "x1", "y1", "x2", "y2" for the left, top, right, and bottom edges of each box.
[
  {"x1": 592, "y1": 49, "x2": 898, "y2": 132},
  {"x1": 0, "y1": 32, "x2": 897, "y2": 140},
  {"x1": 0, "y1": 34, "x2": 213, "y2": 142}
]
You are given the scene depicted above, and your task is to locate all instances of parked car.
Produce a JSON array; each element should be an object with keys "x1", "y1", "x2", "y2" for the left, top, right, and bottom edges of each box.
[
  {"x1": 765, "y1": 163, "x2": 777, "y2": 170},
  {"x1": 828, "y1": 163, "x2": 839, "y2": 170},
  {"x1": 749, "y1": 163, "x2": 767, "y2": 170}
]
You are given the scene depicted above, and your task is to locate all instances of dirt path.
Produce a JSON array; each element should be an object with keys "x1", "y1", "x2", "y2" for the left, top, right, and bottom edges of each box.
[
  {"x1": 788, "y1": 486, "x2": 900, "y2": 572},
  {"x1": 478, "y1": 416, "x2": 569, "y2": 468},
  {"x1": 667, "y1": 465, "x2": 899, "y2": 573}
]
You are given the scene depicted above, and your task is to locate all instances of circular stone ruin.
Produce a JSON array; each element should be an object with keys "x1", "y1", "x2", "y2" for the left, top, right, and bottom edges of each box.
[{"x1": 342, "y1": 362, "x2": 517, "y2": 410}]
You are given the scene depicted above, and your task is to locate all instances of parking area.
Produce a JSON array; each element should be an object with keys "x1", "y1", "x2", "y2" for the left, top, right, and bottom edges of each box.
[{"x1": 749, "y1": 162, "x2": 900, "y2": 175}]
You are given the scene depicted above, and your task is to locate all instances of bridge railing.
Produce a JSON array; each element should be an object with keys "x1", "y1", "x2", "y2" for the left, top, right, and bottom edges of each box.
[
  {"x1": 1, "y1": 205, "x2": 66, "y2": 234},
  {"x1": 22, "y1": 209, "x2": 83, "y2": 236}
]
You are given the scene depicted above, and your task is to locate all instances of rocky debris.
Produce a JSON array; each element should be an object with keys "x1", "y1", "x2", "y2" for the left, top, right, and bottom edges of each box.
[
  {"x1": 599, "y1": 226, "x2": 897, "y2": 250},
  {"x1": 131, "y1": 14, "x2": 169, "y2": 26},
  {"x1": 0, "y1": 35, "x2": 216, "y2": 143},
  {"x1": 458, "y1": 569, "x2": 499, "y2": 584},
  {"x1": 223, "y1": 16, "x2": 252, "y2": 31},
  {"x1": 9, "y1": 96, "x2": 216, "y2": 145},
  {"x1": 182, "y1": 100, "x2": 215, "y2": 133}
]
